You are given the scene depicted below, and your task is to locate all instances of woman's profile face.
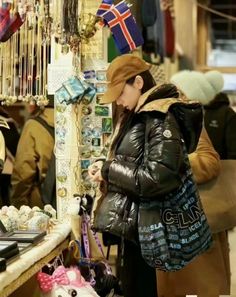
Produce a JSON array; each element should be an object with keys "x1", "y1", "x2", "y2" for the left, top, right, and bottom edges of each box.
[{"x1": 116, "y1": 76, "x2": 143, "y2": 110}]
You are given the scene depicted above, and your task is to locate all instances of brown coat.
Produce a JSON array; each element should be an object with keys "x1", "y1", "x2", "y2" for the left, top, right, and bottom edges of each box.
[
  {"x1": 156, "y1": 129, "x2": 231, "y2": 296},
  {"x1": 11, "y1": 108, "x2": 54, "y2": 208},
  {"x1": 189, "y1": 128, "x2": 220, "y2": 184}
]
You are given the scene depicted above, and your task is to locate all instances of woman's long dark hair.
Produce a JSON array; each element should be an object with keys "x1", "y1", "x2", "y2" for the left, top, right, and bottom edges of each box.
[
  {"x1": 110, "y1": 70, "x2": 156, "y2": 153},
  {"x1": 126, "y1": 70, "x2": 156, "y2": 94}
]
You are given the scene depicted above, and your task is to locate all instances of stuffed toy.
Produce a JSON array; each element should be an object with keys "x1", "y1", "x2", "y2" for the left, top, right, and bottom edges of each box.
[
  {"x1": 37, "y1": 265, "x2": 99, "y2": 297},
  {"x1": 68, "y1": 194, "x2": 93, "y2": 216}
]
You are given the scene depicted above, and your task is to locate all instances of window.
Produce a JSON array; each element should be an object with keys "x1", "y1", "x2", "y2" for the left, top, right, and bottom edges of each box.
[{"x1": 208, "y1": 0, "x2": 236, "y2": 66}]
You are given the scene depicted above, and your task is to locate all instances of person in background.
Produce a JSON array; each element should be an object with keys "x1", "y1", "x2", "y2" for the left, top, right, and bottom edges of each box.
[
  {"x1": 11, "y1": 98, "x2": 54, "y2": 208},
  {"x1": 88, "y1": 54, "x2": 203, "y2": 297},
  {"x1": 0, "y1": 107, "x2": 20, "y2": 206},
  {"x1": 203, "y1": 71, "x2": 236, "y2": 159},
  {"x1": 156, "y1": 70, "x2": 230, "y2": 296}
]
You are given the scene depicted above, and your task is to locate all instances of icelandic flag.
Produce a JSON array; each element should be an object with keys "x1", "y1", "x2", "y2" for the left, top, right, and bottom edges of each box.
[
  {"x1": 102, "y1": 1, "x2": 144, "y2": 54},
  {"x1": 96, "y1": 0, "x2": 114, "y2": 17}
]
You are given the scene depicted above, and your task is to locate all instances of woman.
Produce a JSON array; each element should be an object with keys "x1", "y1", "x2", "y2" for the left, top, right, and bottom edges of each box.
[{"x1": 88, "y1": 54, "x2": 203, "y2": 297}]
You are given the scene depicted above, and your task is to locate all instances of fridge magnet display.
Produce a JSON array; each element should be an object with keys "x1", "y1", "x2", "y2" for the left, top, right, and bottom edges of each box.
[
  {"x1": 56, "y1": 104, "x2": 67, "y2": 113},
  {"x1": 96, "y1": 70, "x2": 107, "y2": 81},
  {"x1": 92, "y1": 138, "x2": 101, "y2": 147},
  {"x1": 82, "y1": 106, "x2": 92, "y2": 116},
  {"x1": 96, "y1": 94, "x2": 103, "y2": 104},
  {"x1": 82, "y1": 127, "x2": 92, "y2": 137},
  {"x1": 91, "y1": 148, "x2": 103, "y2": 158},
  {"x1": 95, "y1": 105, "x2": 109, "y2": 116},
  {"x1": 81, "y1": 146, "x2": 92, "y2": 159},
  {"x1": 82, "y1": 136, "x2": 92, "y2": 146},
  {"x1": 56, "y1": 114, "x2": 67, "y2": 126},
  {"x1": 56, "y1": 171, "x2": 68, "y2": 183},
  {"x1": 56, "y1": 139, "x2": 66, "y2": 152},
  {"x1": 81, "y1": 170, "x2": 89, "y2": 181},
  {"x1": 56, "y1": 127, "x2": 67, "y2": 139},
  {"x1": 63, "y1": 76, "x2": 85, "y2": 101},
  {"x1": 82, "y1": 116, "x2": 92, "y2": 127},
  {"x1": 57, "y1": 187, "x2": 68, "y2": 198},
  {"x1": 92, "y1": 126, "x2": 102, "y2": 138},
  {"x1": 102, "y1": 118, "x2": 112, "y2": 133},
  {"x1": 81, "y1": 160, "x2": 91, "y2": 169},
  {"x1": 96, "y1": 82, "x2": 108, "y2": 94},
  {"x1": 55, "y1": 86, "x2": 71, "y2": 104},
  {"x1": 81, "y1": 86, "x2": 96, "y2": 105}
]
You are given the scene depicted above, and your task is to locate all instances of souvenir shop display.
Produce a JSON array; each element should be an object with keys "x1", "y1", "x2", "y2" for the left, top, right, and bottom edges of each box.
[
  {"x1": 0, "y1": 0, "x2": 51, "y2": 106},
  {"x1": 0, "y1": 204, "x2": 57, "y2": 232},
  {"x1": 54, "y1": 65, "x2": 112, "y2": 212},
  {"x1": 0, "y1": 0, "x2": 144, "y2": 294},
  {"x1": 0, "y1": 204, "x2": 60, "y2": 270},
  {"x1": 0, "y1": 219, "x2": 46, "y2": 244}
]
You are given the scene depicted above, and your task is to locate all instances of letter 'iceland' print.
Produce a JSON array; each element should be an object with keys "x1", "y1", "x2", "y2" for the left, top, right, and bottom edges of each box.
[{"x1": 138, "y1": 165, "x2": 212, "y2": 272}]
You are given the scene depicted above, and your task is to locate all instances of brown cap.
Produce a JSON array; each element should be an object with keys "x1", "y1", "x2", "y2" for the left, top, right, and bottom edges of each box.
[{"x1": 100, "y1": 54, "x2": 151, "y2": 104}]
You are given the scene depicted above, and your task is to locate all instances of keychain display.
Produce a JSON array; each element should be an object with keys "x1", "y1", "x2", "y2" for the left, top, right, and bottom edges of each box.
[{"x1": 68, "y1": 212, "x2": 123, "y2": 297}]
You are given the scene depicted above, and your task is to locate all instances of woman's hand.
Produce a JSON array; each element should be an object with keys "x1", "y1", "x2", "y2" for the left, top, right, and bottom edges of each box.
[
  {"x1": 88, "y1": 161, "x2": 104, "y2": 182},
  {"x1": 91, "y1": 169, "x2": 104, "y2": 182}
]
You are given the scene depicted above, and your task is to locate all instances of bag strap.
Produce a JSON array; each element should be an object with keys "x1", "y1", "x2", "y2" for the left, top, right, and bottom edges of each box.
[{"x1": 33, "y1": 116, "x2": 54, "y2": 139}]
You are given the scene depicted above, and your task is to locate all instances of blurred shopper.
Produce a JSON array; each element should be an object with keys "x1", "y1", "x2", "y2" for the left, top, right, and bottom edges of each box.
[
  {"x1": 203, "y1": 71, "x2": 236, "y2": 159},
  {"x1": 11, "y1": 99, "x2": 54, "y2": 208},
  {"x1": 0, "y1": 107, "x2": 20, "y2": 206},
  {"x1": 156, "y1": 70, "x2": 231, "y2": 296}
]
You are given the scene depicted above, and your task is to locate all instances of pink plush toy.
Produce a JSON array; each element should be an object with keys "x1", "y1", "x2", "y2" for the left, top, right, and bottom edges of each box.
[{"x1": 37, "y1": 266, "x2": 99, "y2": 297}]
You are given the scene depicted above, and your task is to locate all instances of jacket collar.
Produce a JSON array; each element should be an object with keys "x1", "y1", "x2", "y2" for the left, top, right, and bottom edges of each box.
[{"x1": 135, "y1": 84, "x2": 198, "y2": 114}]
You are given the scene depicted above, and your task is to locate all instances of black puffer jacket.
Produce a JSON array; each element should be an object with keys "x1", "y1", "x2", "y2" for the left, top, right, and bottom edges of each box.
[
  {"x1": 101, "y1": 84, "x2": 202, "y2": 202},
  {"x1": 204, "y1": 92, "x2": 236, "y2": 159}
]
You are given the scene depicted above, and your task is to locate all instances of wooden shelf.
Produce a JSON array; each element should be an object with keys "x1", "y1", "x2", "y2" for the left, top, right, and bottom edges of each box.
[
  {"x1": 0, "y1": 238, "x2": 69, "y2": 297},
  {"x1": 196, "y1": 65, "x2": 236, "y2": 73}
]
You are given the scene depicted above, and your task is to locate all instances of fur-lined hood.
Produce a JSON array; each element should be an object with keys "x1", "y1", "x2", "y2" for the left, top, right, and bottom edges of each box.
[{"x1": 135, "y1": 83, "x2": 203, "y2": 153}]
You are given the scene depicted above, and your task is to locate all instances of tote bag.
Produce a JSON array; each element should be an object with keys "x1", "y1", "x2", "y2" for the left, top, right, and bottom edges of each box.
[{"x1": 138, "y1": 157, "x2": 212, "y2": 271}]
